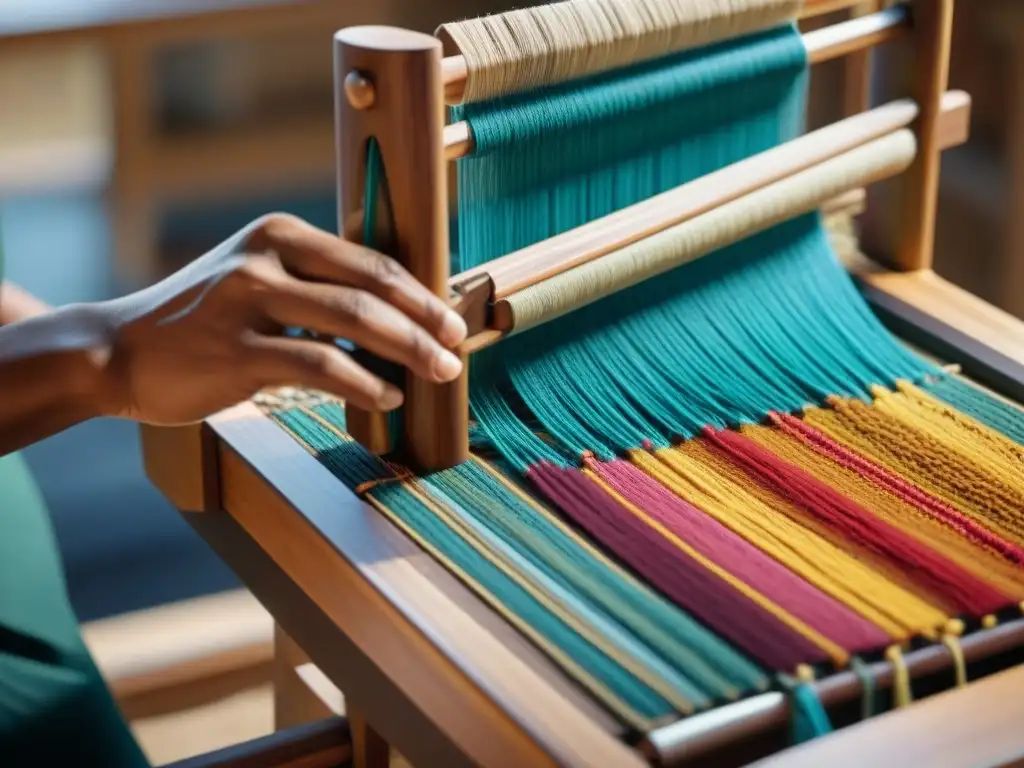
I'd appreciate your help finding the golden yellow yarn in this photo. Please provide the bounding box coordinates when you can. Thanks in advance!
[582,467,851,666]
[741,423,1024,599]
[629,446,949,639]
[805,398,1024,545]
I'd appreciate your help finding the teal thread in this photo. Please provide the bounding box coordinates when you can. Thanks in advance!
[370,481,675,724]
[849,656,877,721]
[450,24,936,471]
[424,461,768,703]
[922,375,1024,445]
[778,675,833,744]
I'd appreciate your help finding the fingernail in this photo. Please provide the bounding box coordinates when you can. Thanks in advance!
[439,310,468,347]
[380,385,404,411]
[433,349,463,382]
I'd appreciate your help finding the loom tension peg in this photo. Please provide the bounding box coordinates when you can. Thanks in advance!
[344,70,376,110]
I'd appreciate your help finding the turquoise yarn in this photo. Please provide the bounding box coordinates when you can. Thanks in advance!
[424,461,768,703]
[451,23,937,471]
[369,480,677,722]
[778,676,834,744]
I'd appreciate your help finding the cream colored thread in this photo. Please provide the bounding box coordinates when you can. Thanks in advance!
[506,130,916,332]
[440,0,802,104]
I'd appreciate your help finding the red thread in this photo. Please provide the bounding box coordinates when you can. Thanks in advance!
[591,459,889,653]
[770,411,1024,564]
[528,462,830,670]
[702,426,1011,616]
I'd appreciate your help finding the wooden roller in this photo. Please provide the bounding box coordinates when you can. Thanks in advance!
[333,1,957,471]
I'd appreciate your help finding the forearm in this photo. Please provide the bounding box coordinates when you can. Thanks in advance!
[0,282,52,326]
[0,305,114,454]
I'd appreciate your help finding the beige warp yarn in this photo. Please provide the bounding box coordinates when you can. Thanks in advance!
[438,0,803,104]
[506,130,917,333]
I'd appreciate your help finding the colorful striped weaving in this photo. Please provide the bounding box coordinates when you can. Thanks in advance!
[268,17,1024,745]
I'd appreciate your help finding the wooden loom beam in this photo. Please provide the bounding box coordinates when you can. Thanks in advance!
[334,0,956,469]
[334,26,468,470]
[440,3,910,107]
[862,0,955,270]
[641,618,1024,765]
[440,4,912,161]
[451,89,971,354]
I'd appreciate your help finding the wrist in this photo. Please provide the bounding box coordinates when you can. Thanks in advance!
[0,301,118,416]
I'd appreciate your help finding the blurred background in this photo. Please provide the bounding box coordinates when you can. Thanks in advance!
[0,0,1020,763]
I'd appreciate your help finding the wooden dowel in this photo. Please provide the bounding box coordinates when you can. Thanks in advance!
[803,3,909,64]
[335,27,468,470]
[802,0,880,18]
[642,619,1024,767]
[441,5,908,108]
[453,92,966,300]
[452,90,969,354]
[442,5,911,160]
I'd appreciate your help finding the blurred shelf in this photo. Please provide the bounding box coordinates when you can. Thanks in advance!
[0,136,112,195]
[149,114,335,202]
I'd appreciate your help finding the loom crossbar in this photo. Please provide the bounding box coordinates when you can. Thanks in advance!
[452,90,969,353]
[441,4,910,161]
[440,4,909,113]
[336,0,954,470]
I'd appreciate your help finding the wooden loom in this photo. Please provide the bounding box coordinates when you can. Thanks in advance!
[141,1,1024,766]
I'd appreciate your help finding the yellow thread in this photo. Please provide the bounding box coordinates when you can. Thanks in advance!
[878,382,1024,487]
[884,645,913,709]
[742,424,1024,598]
[940,634,967,688]
[944,618,965,637]
[582,466,850,666]
[804,400,1024,545]
[632,445,946,639]
[468,455,746,700]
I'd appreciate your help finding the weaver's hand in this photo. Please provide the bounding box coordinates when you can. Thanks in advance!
[96,214,466,424]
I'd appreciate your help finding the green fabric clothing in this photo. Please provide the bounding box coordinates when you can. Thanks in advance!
[0,452,150,766]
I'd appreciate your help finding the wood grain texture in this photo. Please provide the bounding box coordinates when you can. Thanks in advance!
[350,709,391,768]
[748,665,1024,768]
[335,26,468,471]
[139,421,220,513]
[274,626,335,731]
[862,0,955,270]
[204,403,637,768]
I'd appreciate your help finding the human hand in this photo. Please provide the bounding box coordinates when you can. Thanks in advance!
[96,214,466,425]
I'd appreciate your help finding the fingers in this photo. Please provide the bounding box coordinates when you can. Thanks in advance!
[245,334,404,412]
[253,214,467,348]
[259,275,463,384]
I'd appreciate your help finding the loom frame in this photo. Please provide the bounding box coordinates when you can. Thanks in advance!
[141,0,1024,765]
[332,0,957,470]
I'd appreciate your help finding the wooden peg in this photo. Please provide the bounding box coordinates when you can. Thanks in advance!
[334,26,468,471]
[862,0,955,271]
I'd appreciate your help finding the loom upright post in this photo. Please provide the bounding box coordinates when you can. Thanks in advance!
[334,26,469,471]
[863,0,954,270]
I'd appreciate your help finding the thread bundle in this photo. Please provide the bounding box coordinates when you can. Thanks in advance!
[268,380,1024,733]
[267,5,1024,744]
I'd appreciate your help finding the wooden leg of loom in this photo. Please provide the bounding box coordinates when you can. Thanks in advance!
[272,624,334,731]
[842,1,880,117]
[349,708,391,768]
